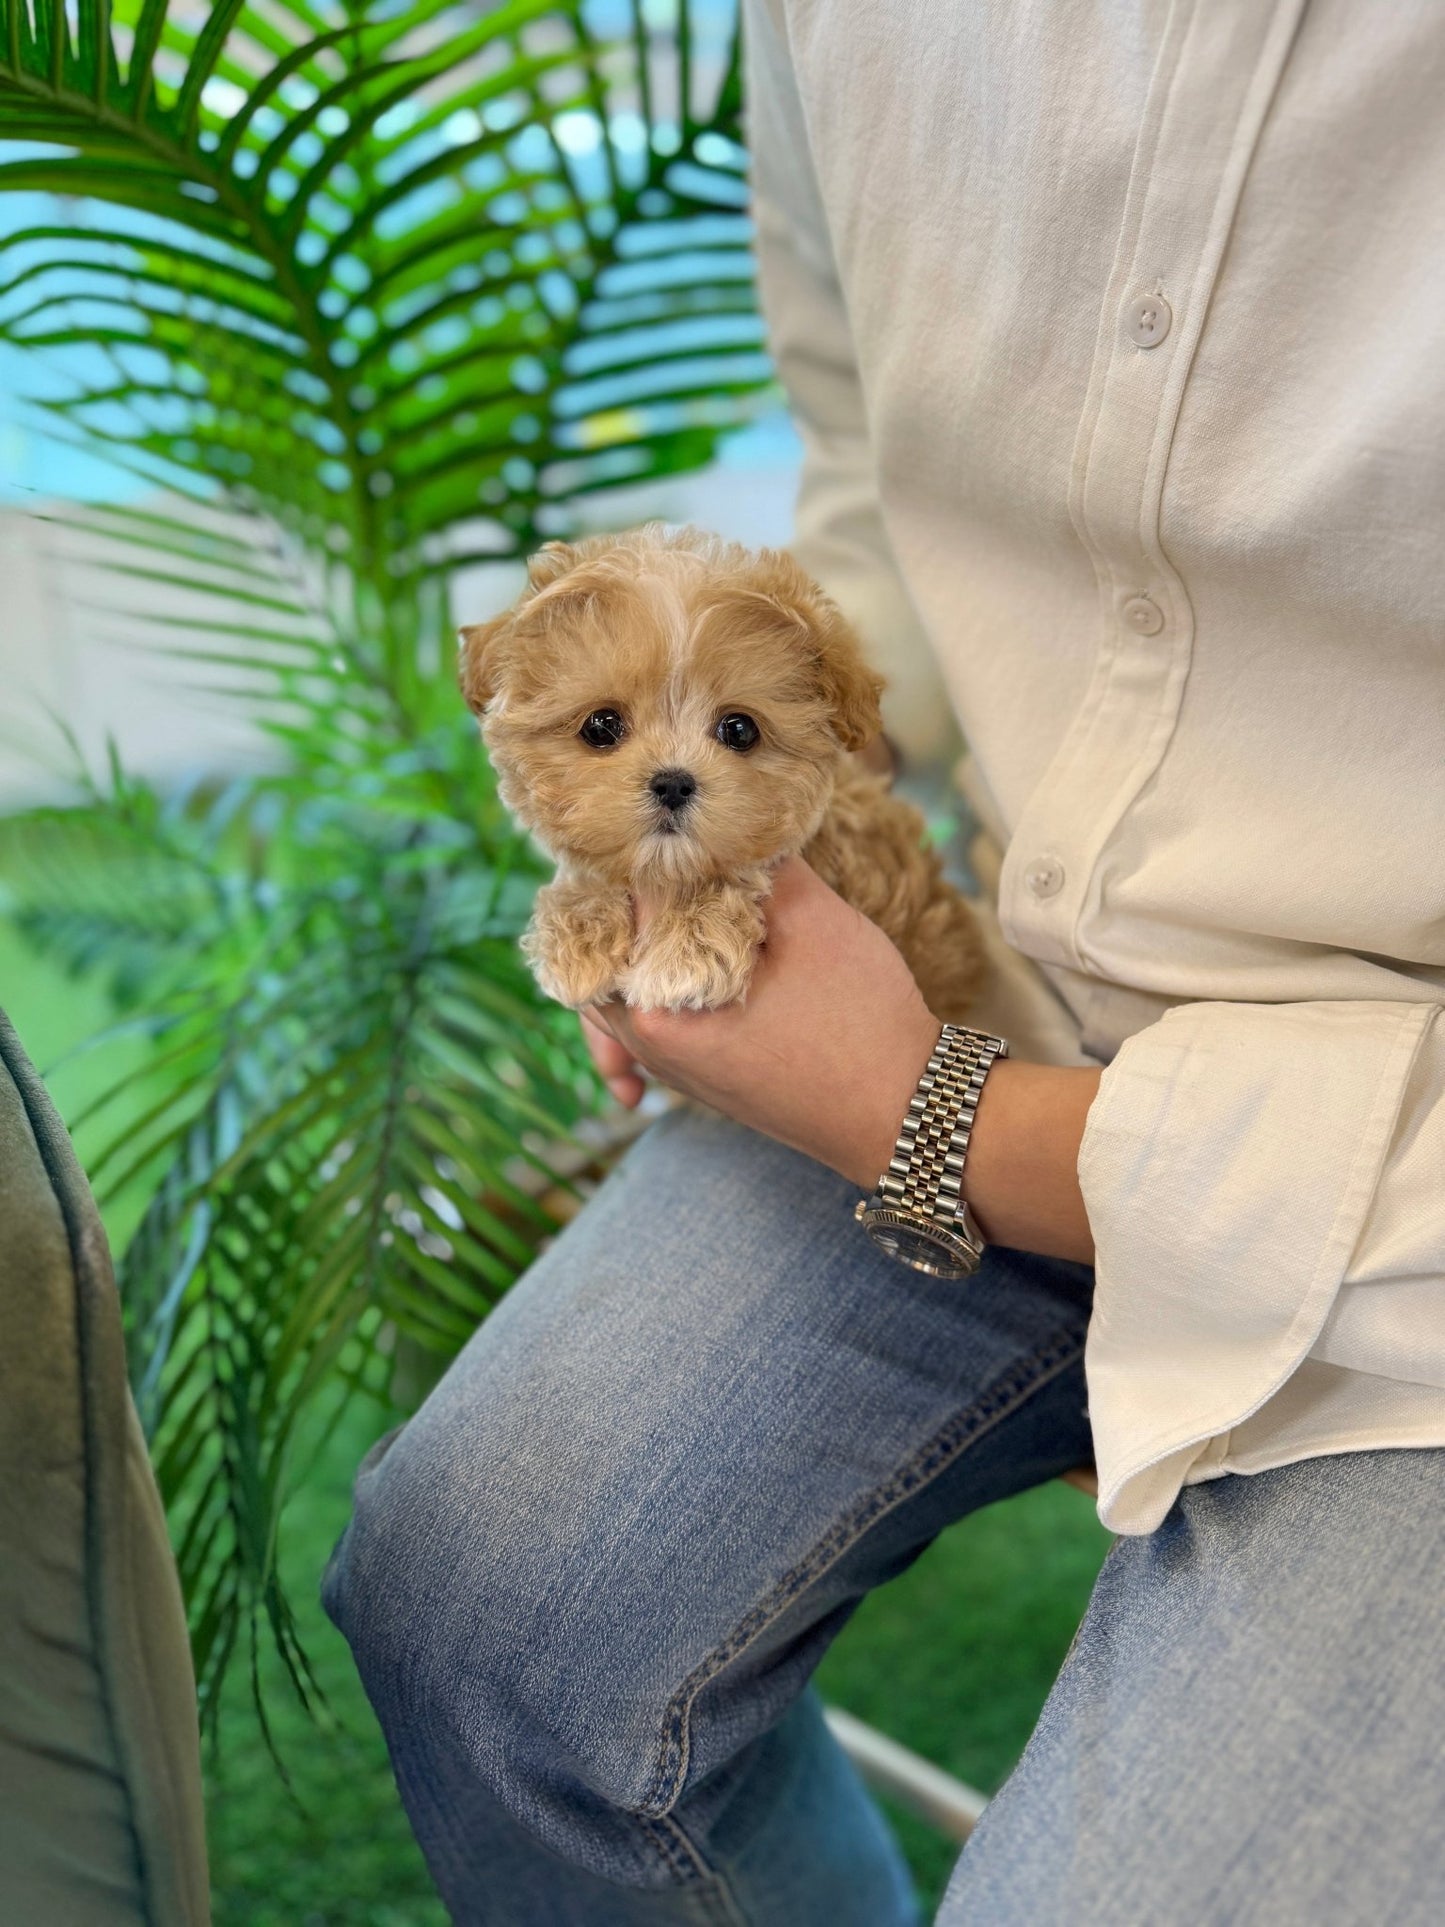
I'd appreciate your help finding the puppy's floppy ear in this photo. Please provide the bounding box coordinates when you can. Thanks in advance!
[814,620,885,751]
[755,548,885,752]
[457,613,511,716]
[458,542,591,713]
[526,540,579,591]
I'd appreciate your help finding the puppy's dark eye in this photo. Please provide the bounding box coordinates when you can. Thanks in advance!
[579,708,626,749]
[716,712,760,753]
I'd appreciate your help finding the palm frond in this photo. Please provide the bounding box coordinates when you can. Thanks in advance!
[1,0,770,580]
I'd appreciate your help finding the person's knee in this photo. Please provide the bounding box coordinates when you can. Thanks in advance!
[322,1402,698,1821]
[320,1422,412,1693]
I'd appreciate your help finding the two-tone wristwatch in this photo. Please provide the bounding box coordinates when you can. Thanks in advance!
[854,1025,1010,1280]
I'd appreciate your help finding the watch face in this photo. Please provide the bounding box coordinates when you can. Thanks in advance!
[856,1206,980,1279]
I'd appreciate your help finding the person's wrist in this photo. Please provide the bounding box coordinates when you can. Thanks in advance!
[833,1006,942,1192]
[960,1059,1101,1263]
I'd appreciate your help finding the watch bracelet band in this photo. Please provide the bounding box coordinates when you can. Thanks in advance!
[875,1025,1009,1239]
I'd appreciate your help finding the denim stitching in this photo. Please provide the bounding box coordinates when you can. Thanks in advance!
[634,1327,1087,1819]
[640,1817,749,1925]
[639,1815,697,1881]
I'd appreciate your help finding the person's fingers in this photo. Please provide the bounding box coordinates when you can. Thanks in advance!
[606,1068,647,1108]
[579,1007,647,1109]
[770,852,815,890]
[763,852,829,919]
[745,857,835,975]
[585,999,646,1052]
[580,1006,630,1069]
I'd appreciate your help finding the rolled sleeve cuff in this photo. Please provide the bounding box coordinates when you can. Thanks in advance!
[1078,999,1434,1534]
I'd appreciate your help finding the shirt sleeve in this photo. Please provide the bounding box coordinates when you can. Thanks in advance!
[1078,998,1443,1533]
[742,0,959,774]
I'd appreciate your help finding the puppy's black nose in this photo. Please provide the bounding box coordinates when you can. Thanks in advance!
[649,767,697,813]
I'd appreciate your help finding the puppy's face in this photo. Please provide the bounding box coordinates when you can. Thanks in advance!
[459,529,883,888]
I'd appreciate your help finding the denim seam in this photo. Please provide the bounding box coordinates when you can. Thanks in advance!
[640,1817,749,1925]
[639,1814,705,1883]
[634,1326,1087,1820]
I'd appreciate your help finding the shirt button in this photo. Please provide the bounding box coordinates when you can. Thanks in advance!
[1125,292,1172,348]
[1024,856,1065,900]
[1121,593,1165,636]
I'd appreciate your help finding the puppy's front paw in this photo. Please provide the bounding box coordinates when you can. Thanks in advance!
[622,935,754,1011]
[524,886,632,1008]
[622,895,762,1011]
[530,946,623,1010]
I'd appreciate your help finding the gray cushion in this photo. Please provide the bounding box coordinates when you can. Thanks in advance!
[0,1009,209,1924]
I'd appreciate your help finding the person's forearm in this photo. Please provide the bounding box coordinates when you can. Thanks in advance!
[960,1061,1100,1264]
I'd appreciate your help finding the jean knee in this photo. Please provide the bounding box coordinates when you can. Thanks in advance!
[321,1422,422,1712]
[322,1407,695,1824]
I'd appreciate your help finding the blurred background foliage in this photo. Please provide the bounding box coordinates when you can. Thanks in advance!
[0,3,1110,1918]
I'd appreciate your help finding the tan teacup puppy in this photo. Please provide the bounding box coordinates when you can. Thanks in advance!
[459,525,984,1019]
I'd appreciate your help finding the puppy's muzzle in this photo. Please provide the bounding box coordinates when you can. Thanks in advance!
[648,768,697,821]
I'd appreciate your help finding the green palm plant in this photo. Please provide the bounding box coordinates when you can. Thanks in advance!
[0,0,769,1728]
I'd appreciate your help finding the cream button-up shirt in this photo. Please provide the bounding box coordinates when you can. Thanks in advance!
[743,0,1445,1532]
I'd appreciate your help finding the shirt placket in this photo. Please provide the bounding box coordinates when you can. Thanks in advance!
[998,0,1308,981]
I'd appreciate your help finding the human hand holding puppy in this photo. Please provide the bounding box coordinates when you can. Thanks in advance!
[583,856,1100,1266]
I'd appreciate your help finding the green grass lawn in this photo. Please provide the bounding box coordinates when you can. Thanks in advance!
[2,922,1111,1923]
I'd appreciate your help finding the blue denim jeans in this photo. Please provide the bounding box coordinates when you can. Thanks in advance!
[324,1107,1445,1924]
